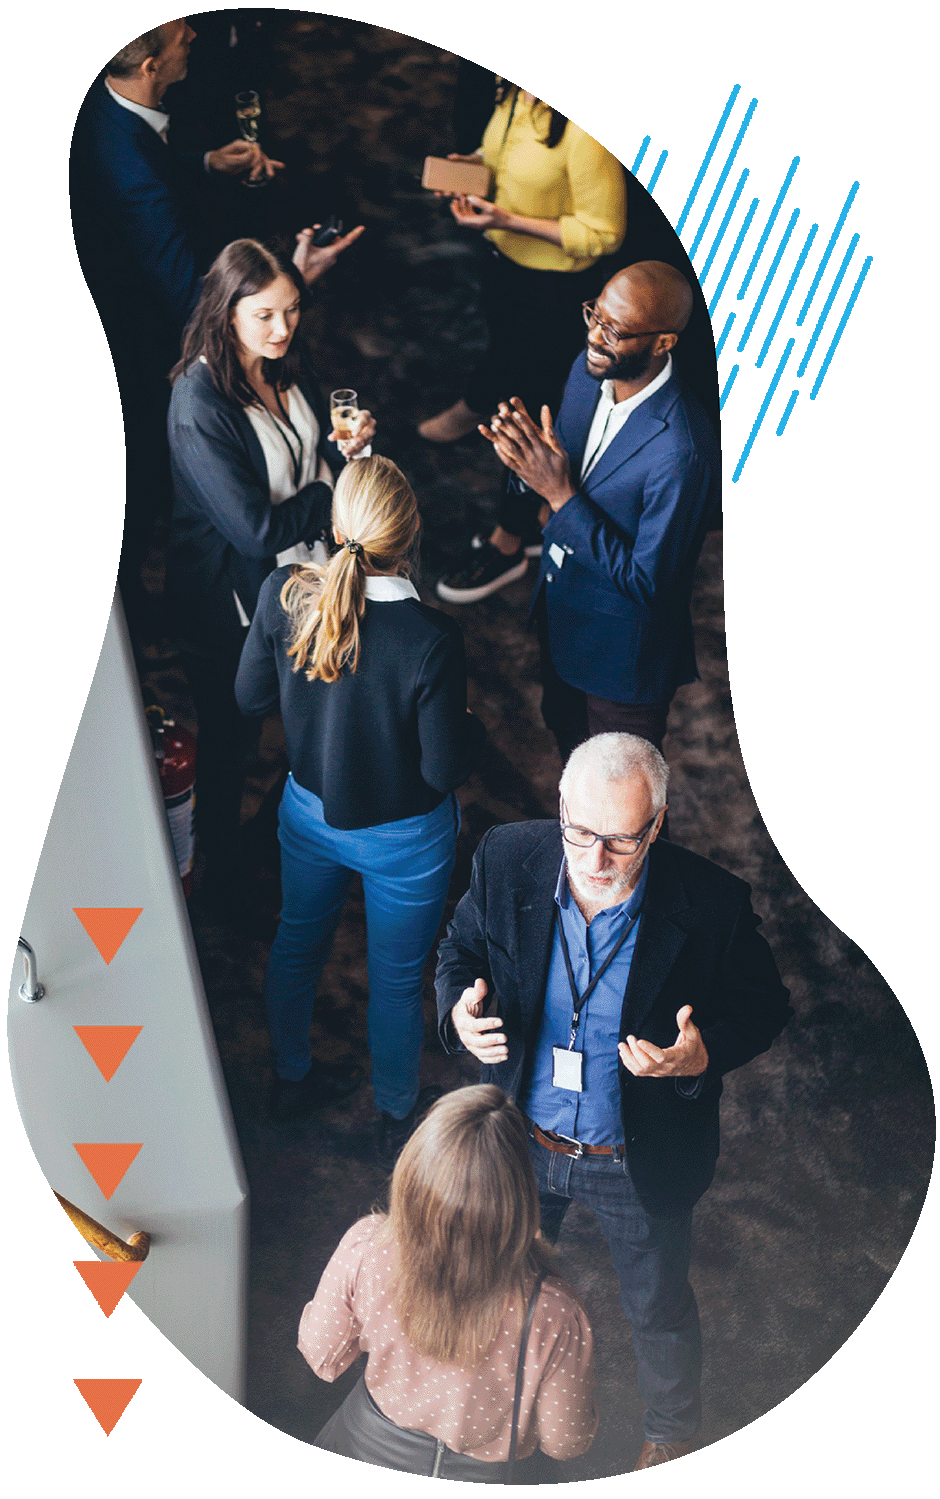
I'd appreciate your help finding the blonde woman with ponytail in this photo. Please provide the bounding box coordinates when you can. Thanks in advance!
[236,457,485,1156]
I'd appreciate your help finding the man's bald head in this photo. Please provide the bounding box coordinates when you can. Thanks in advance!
[584,261,694,386]
[605,262,693,334]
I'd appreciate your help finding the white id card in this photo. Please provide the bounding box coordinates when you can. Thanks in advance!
[552,1046,583,1091]
[548,542,566,568]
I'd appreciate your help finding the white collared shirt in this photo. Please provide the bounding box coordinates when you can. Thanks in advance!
[580,354,673,480]
[105,80,170,141]
[363,576,419,602]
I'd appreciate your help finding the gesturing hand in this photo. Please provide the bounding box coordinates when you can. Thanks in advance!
[292,223,366,287]
[478,398,576,511]
[618,1006,709,1078]
[207,140,285,179]
[450,979,509,1065]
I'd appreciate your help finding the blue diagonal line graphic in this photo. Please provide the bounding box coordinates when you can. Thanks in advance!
[689,97,758,259]
[708,198,759,315]
[797,181,858,325]
[676,84,741,234]
[632,136,651,175]
[719,365,740,409]
[699,169,748,284]
[756,222,818,369]
[777,390,799,434]
[810,256,872,400]
[714,312,735,360]
[797,234,859,376]
[732,338,795,482]
[737,156,799,299]
[648,151,668,194]
[737,208,799,352]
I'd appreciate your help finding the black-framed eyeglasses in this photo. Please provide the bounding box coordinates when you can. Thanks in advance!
[560,806,659,856]
[581,300,673,348]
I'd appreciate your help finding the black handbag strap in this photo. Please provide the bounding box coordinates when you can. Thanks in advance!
[505,1270,546,1481]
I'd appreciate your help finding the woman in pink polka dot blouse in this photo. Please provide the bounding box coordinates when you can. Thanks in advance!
[299,1085,597,1480]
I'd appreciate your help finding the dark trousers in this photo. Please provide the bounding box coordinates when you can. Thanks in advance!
[464,250,606,540]
[181,637,264,885]
[537,606,670,763]
[529,1135,702,1443]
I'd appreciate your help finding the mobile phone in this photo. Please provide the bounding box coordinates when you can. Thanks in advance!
[422,156,492,198]
[312,217,343,247]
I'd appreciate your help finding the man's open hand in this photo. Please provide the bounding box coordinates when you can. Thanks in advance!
[450,979,509,1065]
[618,1006,708,1078]
[292,223,366,287]
[478,397,575,511]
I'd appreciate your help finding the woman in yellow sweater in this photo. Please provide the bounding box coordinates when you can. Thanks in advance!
[422,82,626,603]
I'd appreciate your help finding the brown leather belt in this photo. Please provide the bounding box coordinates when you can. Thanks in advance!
[527,1118,624,1158]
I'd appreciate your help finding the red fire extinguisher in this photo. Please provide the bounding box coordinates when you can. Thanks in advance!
[146,705,197,898]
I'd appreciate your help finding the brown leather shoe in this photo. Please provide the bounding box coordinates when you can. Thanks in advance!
[633,1438,697,1470]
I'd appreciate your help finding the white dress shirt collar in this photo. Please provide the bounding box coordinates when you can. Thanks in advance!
[105,80,170,141]
[364,576,420,602]
[581,354,673,480]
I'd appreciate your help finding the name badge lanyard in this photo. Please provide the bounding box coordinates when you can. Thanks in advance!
[555,905,641,1052]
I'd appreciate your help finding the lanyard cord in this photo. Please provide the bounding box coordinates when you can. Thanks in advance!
[271,386,305,491]
[555,904,641,1049]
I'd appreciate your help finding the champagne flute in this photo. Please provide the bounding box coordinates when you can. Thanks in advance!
[234,90,265,188]
[330,390,360,442]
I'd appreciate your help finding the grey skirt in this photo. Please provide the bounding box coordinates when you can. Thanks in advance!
[315,1375,524,1483]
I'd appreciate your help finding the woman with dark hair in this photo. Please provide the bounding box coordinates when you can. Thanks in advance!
[421,81,626,604]
[301,1086,597,1480]
[234,456,484,1147]
[166,237,374,932]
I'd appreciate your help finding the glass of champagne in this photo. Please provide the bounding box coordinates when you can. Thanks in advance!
[330,390,360,443]
[234,91,265,188]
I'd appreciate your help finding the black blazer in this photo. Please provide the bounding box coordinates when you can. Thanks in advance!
[235,569,485,829]
[166,352,341,654]
[435,822,792,1215]
[70,78,204,374]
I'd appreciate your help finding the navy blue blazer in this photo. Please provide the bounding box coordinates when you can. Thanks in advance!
[530,356,720,705]
[166,350,341,655]
[435,822,792,1216]
[70,78,204,369]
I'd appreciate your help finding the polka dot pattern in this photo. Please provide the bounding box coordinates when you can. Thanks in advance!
[297,1216,598,1461]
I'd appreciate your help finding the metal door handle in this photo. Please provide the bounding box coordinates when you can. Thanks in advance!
[16,937,45,1002]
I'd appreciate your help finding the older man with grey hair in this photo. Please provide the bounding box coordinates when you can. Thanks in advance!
[436,733,791,1470]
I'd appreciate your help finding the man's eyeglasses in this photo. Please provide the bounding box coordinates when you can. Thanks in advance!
[582,301,673,348]
[560,808,659,856]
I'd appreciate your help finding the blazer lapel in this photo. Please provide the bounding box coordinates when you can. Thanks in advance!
[583,378,680,492]
[515,827,564,1036]
[620,842,692,1038]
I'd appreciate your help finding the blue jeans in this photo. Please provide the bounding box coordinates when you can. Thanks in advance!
[529,1133,702,1443]
[265,776,458,1116]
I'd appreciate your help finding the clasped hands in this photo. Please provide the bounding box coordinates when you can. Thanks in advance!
[478,397,576,513]
[452,981,708,1079]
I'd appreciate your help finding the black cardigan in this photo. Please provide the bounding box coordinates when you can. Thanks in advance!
[166,348,341,654]
[235,569,486,829]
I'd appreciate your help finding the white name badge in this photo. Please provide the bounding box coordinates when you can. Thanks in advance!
[552,1046,583,1091]
[548,542,566,568]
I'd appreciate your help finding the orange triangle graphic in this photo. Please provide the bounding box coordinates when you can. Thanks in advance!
[74,1026,143,1081]
[72,908,143,965]
[74,1379,141,1435]
[74,1260,142,1317]
[73,1143,143,1200]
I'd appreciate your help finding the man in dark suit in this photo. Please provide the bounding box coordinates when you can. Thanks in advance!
[481,262,719,761]
[435,733,791,1469]
[70,17,362,635]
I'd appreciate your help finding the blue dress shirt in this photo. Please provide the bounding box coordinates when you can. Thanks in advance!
[520,856,649,1145]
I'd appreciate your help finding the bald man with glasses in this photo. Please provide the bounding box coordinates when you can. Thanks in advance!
[435,733,791,1470]
[480,261,720,763]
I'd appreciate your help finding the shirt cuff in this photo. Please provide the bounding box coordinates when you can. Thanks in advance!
[675,1073,706,1099]
[203,151,212,173]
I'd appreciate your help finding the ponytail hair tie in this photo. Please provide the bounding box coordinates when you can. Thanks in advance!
[344,539,363,557]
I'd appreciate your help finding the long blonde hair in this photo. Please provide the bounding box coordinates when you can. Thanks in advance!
[379,1086,555,1367]
[280,455,420,683]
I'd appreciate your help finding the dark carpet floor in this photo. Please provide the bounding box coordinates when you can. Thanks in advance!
[135,12,933,1482]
